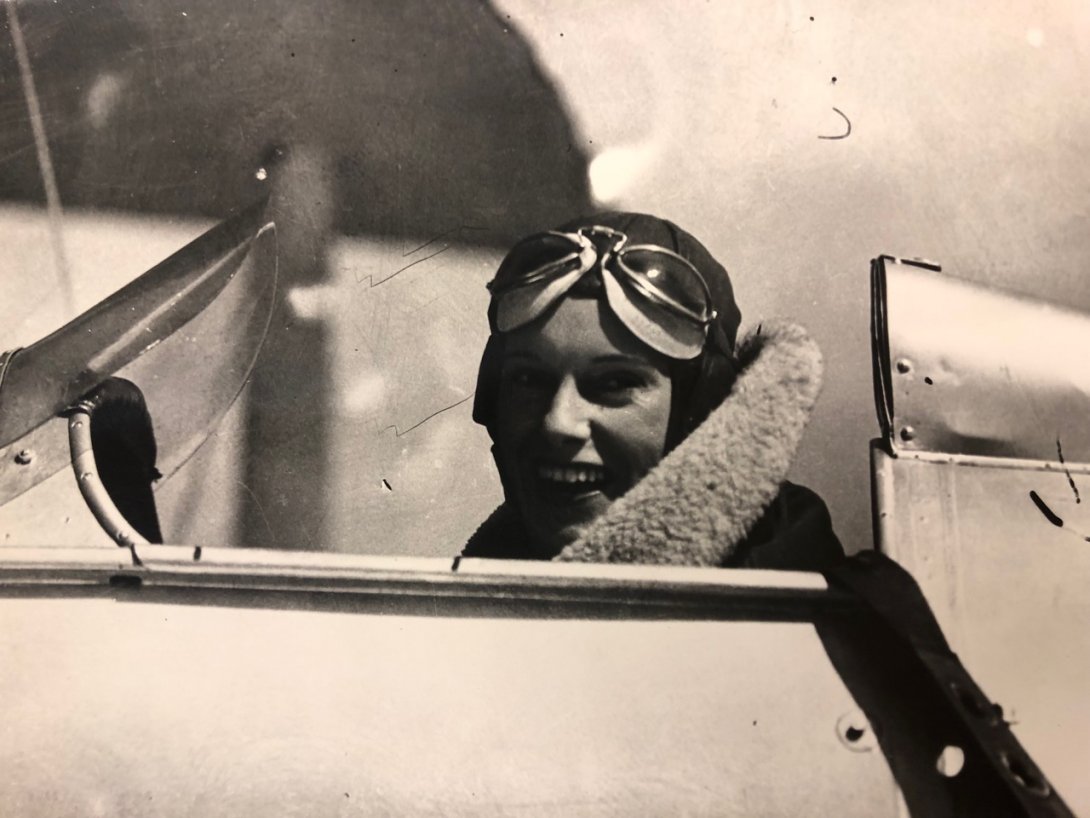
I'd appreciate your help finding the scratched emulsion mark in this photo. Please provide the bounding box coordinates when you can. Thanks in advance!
[1028,490,1090,542]
[6,0,74,314]
[1055,437,1081,503]
[383,393,475,438]
[358,245,450,287]
[818,107,852,140]
[356,225,486,287]
[403,225,486,257]
[1029,491,1064,527]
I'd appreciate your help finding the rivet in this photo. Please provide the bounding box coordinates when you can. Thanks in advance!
[900,426,916,442]
[14,449,34,465]
[836,709,877,752]
[895,359,912,374]
[949,680,1003,726]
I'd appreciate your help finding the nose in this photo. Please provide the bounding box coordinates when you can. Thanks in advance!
[542,376,592,441]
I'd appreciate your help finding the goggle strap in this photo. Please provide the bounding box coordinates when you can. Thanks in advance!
[709,319,733,357]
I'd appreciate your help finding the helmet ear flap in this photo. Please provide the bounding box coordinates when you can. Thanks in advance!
[472,333,506,438]
[666,345,738,450]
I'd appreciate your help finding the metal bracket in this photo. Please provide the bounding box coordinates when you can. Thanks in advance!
[821,552,1074,817]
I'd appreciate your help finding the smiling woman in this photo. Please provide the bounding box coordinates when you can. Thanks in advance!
[495,297,674,553]
[464,212,844,569]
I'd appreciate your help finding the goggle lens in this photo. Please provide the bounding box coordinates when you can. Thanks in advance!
[617,248,711,322]
[491,233,584,292]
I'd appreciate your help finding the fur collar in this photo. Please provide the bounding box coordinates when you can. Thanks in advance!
[463,321,824,565]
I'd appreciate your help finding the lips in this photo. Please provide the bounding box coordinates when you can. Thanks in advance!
[530,461,613,509]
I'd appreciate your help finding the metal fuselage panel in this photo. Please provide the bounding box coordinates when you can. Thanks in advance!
[872,445,1090,815]
[0,555,898,817]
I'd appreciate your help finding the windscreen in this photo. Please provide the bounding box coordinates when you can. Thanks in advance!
[0,0,592,555]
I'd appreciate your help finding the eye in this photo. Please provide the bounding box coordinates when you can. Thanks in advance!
[501,366,553,392]
[585,369,648,401]
[601,372,643,391]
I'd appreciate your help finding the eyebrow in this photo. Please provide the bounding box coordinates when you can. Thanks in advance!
[502,351,657,369]
[503,351,539,362]
[590,354,656,368]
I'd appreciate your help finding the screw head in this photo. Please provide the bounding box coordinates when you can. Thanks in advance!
[14,449,33,465]
[900,426,917,442]
[896,359,912,374]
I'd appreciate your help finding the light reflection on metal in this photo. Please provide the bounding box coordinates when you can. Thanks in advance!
[872,255,1090,464]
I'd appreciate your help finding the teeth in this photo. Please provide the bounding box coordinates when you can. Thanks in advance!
[538,465,606,485]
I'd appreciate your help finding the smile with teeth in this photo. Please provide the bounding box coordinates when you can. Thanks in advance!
[537,464,608,486]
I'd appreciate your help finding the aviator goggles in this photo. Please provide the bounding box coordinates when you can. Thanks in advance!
[486,226,718,360]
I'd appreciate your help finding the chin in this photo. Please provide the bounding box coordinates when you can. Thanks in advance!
[505,469,615,558]
[524,514,597,559]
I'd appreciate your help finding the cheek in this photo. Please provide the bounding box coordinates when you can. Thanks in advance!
[493,393,545,462]
[598,391,672,473]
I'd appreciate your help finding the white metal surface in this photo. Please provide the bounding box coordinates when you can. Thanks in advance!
[0,550,897,817]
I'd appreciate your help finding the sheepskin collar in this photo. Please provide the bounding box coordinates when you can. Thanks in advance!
[462,321,824,565]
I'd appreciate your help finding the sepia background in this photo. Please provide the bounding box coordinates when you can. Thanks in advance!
[3,0,1088,556]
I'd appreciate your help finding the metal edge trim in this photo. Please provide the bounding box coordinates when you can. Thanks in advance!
[891,448,1090,473]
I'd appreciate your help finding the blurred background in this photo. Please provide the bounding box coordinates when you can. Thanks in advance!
[2,0,1088,556]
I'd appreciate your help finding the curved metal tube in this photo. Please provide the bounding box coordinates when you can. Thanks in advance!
[67,404,149,549]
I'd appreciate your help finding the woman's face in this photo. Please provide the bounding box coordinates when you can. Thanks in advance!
[494,296,673,557]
